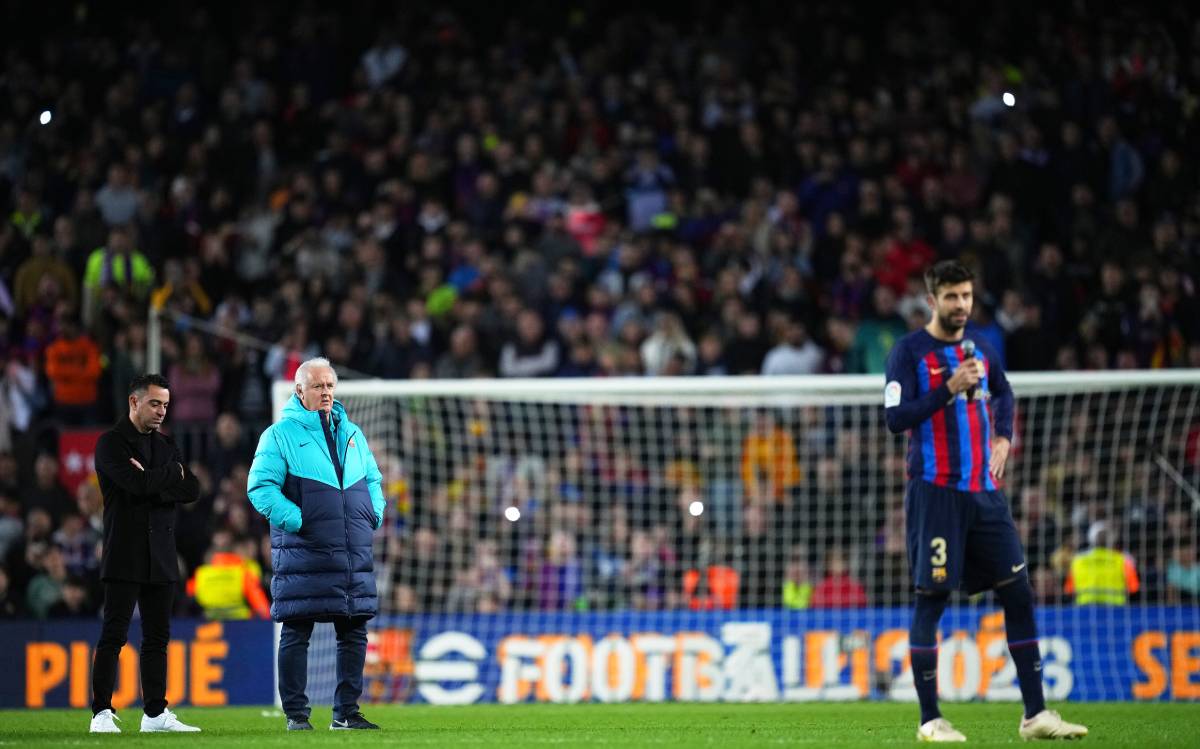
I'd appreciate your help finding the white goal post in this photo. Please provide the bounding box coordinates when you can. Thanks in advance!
[271,370,1200,705]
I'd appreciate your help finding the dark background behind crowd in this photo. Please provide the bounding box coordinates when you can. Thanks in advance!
[0,0,1198,620]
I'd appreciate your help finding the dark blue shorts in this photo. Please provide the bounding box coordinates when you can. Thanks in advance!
[905,478,1026,594]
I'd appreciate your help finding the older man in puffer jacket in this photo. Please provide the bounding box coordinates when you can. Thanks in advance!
[247,357,385,732]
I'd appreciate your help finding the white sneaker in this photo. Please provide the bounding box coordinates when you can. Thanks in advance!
[140,708,201,732]
[90,709,121,733]
[918,717,967,742]
[1019,710,1088,740]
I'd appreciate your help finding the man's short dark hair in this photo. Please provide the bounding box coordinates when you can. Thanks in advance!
[924,260,975,296]
[129,373,170,396]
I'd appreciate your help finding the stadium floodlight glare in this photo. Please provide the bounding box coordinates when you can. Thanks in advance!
[1002,92,1015,107]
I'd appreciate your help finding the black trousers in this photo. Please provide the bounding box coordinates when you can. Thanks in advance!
[278,617,368,721]
[91,581,174,717]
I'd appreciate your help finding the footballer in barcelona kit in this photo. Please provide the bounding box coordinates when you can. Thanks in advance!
[884,260,1086,743]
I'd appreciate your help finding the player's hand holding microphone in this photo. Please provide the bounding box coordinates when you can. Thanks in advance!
[946,341,983,398]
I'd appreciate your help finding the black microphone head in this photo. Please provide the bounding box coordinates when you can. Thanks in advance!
[961,339,976,357]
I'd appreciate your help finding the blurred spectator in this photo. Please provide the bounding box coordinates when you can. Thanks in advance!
[8,187,45,241]
[151,258,214,321]
[500,309,560,378]
[1097,117,1145,202]
[209,413,252,484]
[876,207,935,295]
[94,164,142,227]
[435,326,487,379]
[43,315,103,424]
[1166,539,1200,604]
[392,528,447,612]
[1016,486,1061,572]
[1065,522,1140,605]
[848,285,907,374]
[74,480,104,544]
[52,512,99,580]
[734,503,781,608]
[624,530,668,610]
[81,226,154,327]
[585,507,631,610]
[811,547,867,609]
[739,410,800,505]
[26,545,69,618]
[0,354,37,451]
[1005,297,1055,371]
[106,323,147,419]
[870,498,911,605]
[625,147,675,232]
[361,29,407,89]
[445,538,512,613]
[781,547,814,610]
[47,576,96,618]
[263,320,319,383]
[186,541,271,620]
[8,507,54,592]
[26,453,75,521]
[534,529,585,611]
[683,563,740,611]
[761,318,824,376]
[1031,567,1061,605]
[13,232,78,315]
[640,312,697,376]
[695,331,728,376]
[0,493,22,560]
[370,315,430,379]
[724,311,771,375]
[0,453,21,497]
[0,565,23,618]
[168,332,221,430]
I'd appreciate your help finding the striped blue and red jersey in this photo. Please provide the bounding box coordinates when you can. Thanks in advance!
[883,329,1014,491]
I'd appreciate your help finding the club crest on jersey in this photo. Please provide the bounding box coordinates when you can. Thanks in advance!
[932,567,947,582]
[348,438,356,448]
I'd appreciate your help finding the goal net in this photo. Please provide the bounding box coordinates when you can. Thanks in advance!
[273,372,1200,706]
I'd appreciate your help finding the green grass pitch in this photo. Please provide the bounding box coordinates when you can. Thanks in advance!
[1,703,1194,747]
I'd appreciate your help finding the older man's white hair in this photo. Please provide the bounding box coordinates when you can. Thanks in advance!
[295,357,339,388]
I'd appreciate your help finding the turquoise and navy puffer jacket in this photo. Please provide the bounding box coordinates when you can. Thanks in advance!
[247,395,385,622]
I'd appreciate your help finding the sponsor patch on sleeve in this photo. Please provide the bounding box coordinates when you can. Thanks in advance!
[884,380,902,408]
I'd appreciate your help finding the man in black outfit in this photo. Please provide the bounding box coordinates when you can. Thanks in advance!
[88,374,202,734]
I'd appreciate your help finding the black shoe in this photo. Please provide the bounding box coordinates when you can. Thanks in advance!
[286,717,313,731]
[330,713,379,730]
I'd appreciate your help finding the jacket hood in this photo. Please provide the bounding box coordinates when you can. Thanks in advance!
[281,393,346,431]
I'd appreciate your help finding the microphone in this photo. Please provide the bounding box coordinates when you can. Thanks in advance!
[961,339,977,400]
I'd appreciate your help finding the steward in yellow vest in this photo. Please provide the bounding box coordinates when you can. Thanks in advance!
[186,551,271,619]
[1064,525,1139,605]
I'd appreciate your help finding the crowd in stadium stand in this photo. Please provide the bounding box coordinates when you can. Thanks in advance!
[1,1,1199,620]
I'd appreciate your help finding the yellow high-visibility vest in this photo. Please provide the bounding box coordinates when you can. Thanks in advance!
[1070,548,1131,605]
[782,581,813,609]
[193,564,251,619]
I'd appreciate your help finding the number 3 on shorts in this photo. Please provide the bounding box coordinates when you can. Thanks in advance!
[930,537,947,566]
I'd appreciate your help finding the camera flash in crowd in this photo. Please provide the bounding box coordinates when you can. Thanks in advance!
[504,506,521,522]
[1002,92,1015,107]
[39,110,52,125]
[688,501,704,517]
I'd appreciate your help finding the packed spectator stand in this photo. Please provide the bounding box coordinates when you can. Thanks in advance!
[1,1,1198,620]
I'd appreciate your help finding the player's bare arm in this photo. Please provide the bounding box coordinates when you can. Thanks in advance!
[989,437,1011,480]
